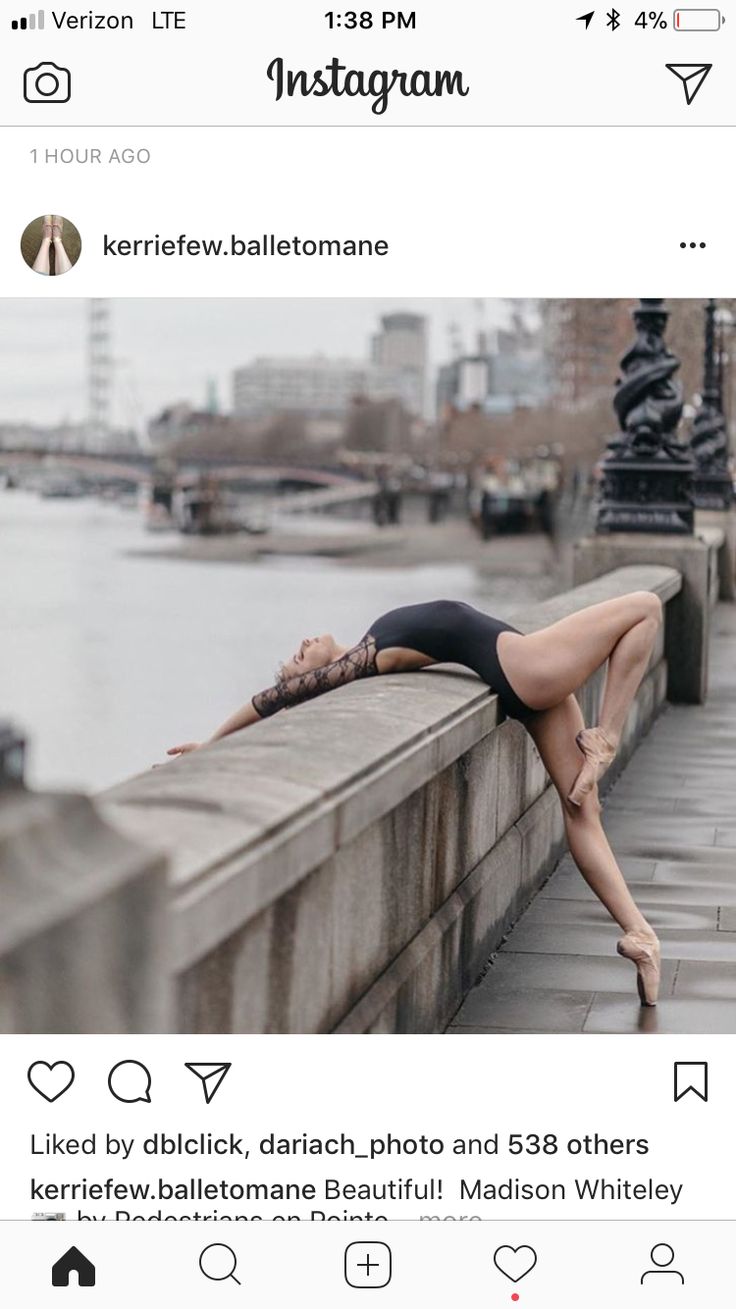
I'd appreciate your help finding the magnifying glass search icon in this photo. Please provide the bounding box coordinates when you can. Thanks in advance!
[199,1243,241,1285]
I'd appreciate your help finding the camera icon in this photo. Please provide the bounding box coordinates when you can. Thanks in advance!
[23,61,71,103]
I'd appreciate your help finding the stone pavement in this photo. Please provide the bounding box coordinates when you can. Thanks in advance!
[449,602,736,1035]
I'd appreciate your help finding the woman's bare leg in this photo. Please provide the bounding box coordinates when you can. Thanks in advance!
[499,590,662,725]
[32,216,53,274]
[52,217,72,274]
[527,696,652,934]
[499,590,662,803]
[527,696,661,1004]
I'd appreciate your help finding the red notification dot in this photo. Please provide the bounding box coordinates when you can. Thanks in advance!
[511,1296,520,1302]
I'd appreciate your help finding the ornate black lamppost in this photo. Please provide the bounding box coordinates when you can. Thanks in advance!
[689,299,734,511]
[596,299,695,534]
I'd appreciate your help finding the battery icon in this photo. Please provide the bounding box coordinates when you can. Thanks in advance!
[674,8,724,28]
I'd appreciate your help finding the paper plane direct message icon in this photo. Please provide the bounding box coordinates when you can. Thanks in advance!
[666,63,713,105]
[185,1062,232,1104]
[674,1061,708,1102]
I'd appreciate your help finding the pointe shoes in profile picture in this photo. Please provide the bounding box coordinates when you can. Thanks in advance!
[21,214,81,277]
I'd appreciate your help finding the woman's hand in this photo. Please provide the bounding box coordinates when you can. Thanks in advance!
[163,696,260,766]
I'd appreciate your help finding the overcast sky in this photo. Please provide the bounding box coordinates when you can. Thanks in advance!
[0,298,517,428]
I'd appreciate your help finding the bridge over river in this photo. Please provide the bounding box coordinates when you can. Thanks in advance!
[0,447,370,490]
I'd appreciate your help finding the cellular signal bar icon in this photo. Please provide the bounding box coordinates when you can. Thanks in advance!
[11,8,45,29]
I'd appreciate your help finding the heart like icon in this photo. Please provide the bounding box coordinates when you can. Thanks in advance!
[493,1245,538,1283]
[27,1061,75,1102]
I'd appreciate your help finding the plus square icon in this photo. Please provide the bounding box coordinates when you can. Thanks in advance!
[344,1242,392,1289]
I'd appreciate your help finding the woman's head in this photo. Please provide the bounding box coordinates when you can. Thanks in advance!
[278,633,341,682]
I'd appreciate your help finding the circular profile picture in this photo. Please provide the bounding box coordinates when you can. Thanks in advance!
[20,214,82,277]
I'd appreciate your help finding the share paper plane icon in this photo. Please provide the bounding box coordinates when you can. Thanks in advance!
[185,1062,232,1104]
[666,63,713,105]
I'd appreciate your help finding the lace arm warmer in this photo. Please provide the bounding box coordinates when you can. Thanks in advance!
[251,635,379,720]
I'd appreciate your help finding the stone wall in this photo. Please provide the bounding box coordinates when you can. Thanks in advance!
[0,791,170,1033]
[4,562,702,1034]
[91,563,682,1035]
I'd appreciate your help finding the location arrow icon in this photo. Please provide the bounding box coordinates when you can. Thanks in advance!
[185,1062,232,1104]
[577,10,595,27]
[666,63,713,105]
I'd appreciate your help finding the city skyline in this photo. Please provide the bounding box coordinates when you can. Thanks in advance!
[0,298,521,429]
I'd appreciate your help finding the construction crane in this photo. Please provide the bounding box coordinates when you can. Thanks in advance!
[87,299,112,450]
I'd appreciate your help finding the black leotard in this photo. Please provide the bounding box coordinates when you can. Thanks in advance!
[252,599,534,723]
[251,599,531,727]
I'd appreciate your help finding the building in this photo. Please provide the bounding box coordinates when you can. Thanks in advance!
[0,421,137,453]
[436,315,550,417]
[371,312,427,415]
[541,299,632,406]
[232,355,420,420]
[147,403,235,451]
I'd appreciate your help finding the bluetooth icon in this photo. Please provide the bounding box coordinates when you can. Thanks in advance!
[607,7,621,27]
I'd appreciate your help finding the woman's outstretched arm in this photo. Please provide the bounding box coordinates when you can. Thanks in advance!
[167,700,261,757]
[167,635,379,758]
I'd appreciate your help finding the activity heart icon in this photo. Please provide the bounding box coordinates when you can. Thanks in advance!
[493,1245,538,1283]
[27,1061,75,1102]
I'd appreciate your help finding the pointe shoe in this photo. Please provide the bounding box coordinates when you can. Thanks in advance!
[617,930,661,1006]
[567,726,616,806]
[51,215,64,240]
[42,215,53,239]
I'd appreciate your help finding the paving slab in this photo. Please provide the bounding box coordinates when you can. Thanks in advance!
[539,856,656,898]
[715,828,736,847]
[583,994,736,1034]
[497,922,736,963]
[544,877,736,909]
[450,987,595,1034]
[652,858,736,885]
[673,960,736,999]
[602,814,720,848]
[449,602,736,1035]
[520,897,719,931]
[468,951,678,996]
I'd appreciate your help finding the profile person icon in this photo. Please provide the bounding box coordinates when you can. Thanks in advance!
[640,1243,684,1285]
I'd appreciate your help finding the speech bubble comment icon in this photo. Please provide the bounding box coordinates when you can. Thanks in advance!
[108,1060,152,1104]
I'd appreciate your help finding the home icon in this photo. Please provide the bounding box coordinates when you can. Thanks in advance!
[51,1246,96,1287]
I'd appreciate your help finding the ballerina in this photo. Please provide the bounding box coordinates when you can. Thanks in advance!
[168,592,663,1006]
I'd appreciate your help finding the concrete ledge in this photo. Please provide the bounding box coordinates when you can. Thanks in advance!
[574,535,719,704]
[98,564,679,1034]
[1,563,684,1034]
[696,512,735,601]
[0,792,170,1033]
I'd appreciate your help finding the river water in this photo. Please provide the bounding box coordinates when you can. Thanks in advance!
[1,491,541,792]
